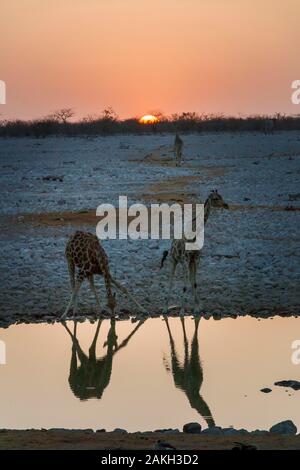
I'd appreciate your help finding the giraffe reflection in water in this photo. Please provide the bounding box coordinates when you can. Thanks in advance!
[63,319,145,400]
[163,317,215,427]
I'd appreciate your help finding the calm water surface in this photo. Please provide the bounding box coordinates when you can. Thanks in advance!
[0,316,299,431]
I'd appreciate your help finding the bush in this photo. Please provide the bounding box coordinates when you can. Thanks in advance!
[1,111,300,138]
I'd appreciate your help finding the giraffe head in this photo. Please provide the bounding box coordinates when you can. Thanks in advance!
[107,292,117,315]
[209,190,229,209]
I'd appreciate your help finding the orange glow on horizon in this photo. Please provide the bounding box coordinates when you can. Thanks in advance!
[1,0,299,119]
[139,114,159,124]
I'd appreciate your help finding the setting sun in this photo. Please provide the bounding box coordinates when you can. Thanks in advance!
[139,114,159,124]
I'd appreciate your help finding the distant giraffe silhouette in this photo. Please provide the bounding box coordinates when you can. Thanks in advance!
[262,119,275,135]
[163,317,215,428]
[174,133,183,166]
[63,318,146,400]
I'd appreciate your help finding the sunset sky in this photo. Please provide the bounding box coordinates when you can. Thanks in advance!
[1,0,299,120]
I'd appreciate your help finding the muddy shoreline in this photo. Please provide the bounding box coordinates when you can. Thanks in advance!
[1,429,300,450]
[1,306,299,330]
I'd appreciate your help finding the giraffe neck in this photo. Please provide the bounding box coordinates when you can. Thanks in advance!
[103,268,113,299]
[186,196,213,243]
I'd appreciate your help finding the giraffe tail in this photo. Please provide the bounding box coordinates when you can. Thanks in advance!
[160,250,169,269]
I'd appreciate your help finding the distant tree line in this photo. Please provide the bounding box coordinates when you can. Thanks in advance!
[1,108,300,137]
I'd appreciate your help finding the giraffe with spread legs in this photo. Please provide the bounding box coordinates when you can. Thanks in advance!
[61,231,146,318]
[160,190,229,315]
[174,133,183,166]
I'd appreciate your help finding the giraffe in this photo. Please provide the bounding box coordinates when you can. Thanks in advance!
[262,118,275,135]
[61,230,146,318]
[174,133,183,166]
[160,190,229,314]
[163,317,215,428]
[63,318,146,400]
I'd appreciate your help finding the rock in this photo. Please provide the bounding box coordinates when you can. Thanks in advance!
[113,428,128,434]
[183,422,202,434]
[232,442,259,451]
[153,440,177,450]
[201,426,223,435]
[42,175,64,182]
[166,429,180,434]
[251,430,269,436]
[154,428,180,434]
[221,428,239,435]
[96,429,106,433]
[274,380,300,391]
[269,420,297,435]
[222,428,249,435]
[260,387,272,393]
[48,428,83,433]
[212,313,222,320]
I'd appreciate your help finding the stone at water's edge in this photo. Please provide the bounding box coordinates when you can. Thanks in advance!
[154,428,180,434]
[260,387,272,393]
[221,428,249,435]
[251,430,269,435]
[48,428,94,433]
[274,380,300,391]
[183,422,202,434]
[269,420,297,435]
[201,426,223,435]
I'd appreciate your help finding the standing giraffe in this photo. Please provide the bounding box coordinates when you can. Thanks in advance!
[160,190,229,314]
[262,119,275,135]
[61,231,146,318]
[174,133,183,166]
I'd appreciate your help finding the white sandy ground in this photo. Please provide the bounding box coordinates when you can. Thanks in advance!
[0,132,299,322]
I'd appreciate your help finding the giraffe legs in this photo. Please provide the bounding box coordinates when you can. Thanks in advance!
[88,275,102,314]
[89,319,102,360]
[174,148,177,166]
[164,259,177,314]
[174,146,182,166]
[181,316,187,342]
[72,274,84,315]
[61,272,84,319]
[67,258,75,290]
[179,262,189,316]
[175,148,182,166]
[189,260,200,315]
[178,149,182,166]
